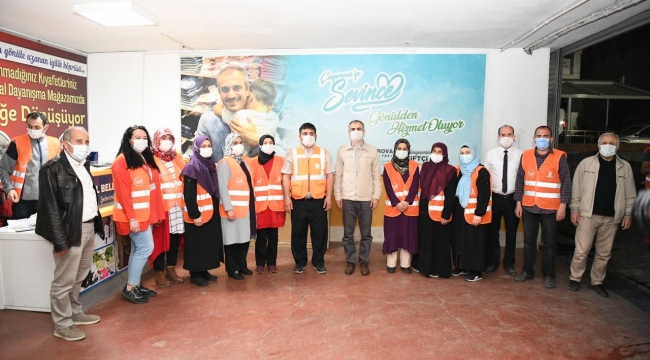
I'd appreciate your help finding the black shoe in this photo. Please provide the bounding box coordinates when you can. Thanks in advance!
[544,276,556,289]
[190,276,209,287]
[293,265,305,274]
[313,264,327,274]
[202,271,218,281]
[504,265,516,276]
[401,267,412,274]
[486,263,498,274]
[451,268,468,276]
[568,280,580,292]
[228,271,244,280]
[387,266,396,273]
[589,284,609,298]
[515,271,534,282]
[240,268,253,275]
[122,285,148,304]
[137,285,157,297]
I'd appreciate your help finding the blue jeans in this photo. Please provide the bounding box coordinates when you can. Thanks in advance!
[127,226,154,286]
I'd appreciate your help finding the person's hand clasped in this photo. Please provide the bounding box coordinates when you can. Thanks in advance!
[193,216,204,227]
[472,215,482,226]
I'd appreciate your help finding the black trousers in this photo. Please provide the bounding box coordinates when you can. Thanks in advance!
[256,228,279,266]
[153,233,182,271]
[291,198,327,267]
[225,242,250,274]
[488,194,520,267]
[12,199,38,220]
[522,209,558,278]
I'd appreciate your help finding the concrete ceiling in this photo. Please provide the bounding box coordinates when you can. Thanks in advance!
[1,0,649,54]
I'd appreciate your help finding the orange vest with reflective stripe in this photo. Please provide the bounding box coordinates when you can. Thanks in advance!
[154,156,185,212]
[645,147,650,189]
[218,157,251,218]
[182,181,214,223]
[10,134,59,198]
[384,161,419,217]
[456,165,492,224]
[427,190,451,222]
[112,155,154,223]
[252,156,285,213]
[521,149,565,210]
[289,145,327,200]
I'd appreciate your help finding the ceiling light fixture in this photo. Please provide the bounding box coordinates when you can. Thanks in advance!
[73,1,157,27]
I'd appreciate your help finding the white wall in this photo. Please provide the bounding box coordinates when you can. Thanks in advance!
[87,48,550,163]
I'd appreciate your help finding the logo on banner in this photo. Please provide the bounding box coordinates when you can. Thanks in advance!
[320,70,406,113]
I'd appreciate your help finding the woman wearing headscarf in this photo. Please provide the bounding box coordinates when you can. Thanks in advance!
[217,133,256,280]
[180,136,224,287]
[451,143,492,282]
[149,128,186,287]
[112,125,165,304]
[250,135,286,274]
[382,139,420,273]
[412,142,458,278]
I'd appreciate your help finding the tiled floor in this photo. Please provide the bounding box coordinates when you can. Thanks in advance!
[1,243,650,359]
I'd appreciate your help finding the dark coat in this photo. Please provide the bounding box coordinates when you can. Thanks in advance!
[35,152,104,252]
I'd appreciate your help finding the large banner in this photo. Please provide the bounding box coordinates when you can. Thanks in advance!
[0,31,87,155]
[180,54,485,164]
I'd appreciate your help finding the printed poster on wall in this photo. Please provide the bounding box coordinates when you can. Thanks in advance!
[180,54,485,164]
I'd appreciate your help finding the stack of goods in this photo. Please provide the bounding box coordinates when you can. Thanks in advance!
[199,56,262,80]
[180,76,204,109]
[181,57,202,74]
[260,57,288,82]
[191,85,220,114]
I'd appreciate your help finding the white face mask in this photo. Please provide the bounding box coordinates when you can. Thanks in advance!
[231,144,245,156]
[301,135,316,147]
[499,136,514,149]
[27,128,45,139]
[599,144,616,157]
[199,147,213,158]
[67,141,90,162]
[395,150,409,160]
[158,139,173,152]
[430,153,444,163]
[350,130,363,142]
[132,139,148,153]
[260,144,275,155]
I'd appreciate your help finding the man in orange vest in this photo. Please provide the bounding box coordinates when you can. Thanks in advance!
[0,111,61,219]
[642,147,650,189]
[514,125,571,289]
[282,122,334,274]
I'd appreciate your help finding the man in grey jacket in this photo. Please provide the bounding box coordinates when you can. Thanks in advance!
[568,133,636,297]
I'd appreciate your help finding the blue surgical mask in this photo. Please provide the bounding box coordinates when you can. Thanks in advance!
[535,138,550,150]
[459,154,474,165]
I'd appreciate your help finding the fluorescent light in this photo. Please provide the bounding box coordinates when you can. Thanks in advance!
[73,1,157,27]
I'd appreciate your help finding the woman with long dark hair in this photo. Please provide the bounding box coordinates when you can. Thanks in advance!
[112,125,165,304]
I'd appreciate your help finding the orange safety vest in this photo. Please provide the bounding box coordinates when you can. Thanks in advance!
[456,165,492,225]
[384,161,419,217]
[251,156,285,213]
[112,154,155,223]
[154,156,185,212]
[9,134,60,198]
[182,180,214,223]
[427,190,452,222]
[521,149,566,210]
[645,147,650,189]
[218,156,251,218]
[289,145,327,200]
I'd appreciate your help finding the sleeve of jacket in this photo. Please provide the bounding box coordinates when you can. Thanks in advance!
[333,147,343,201]
[570,160,585,213]
[474,168,491,216]
[623,161,637,218]
[217,161,233,212]
[0,141,18,191]
[38,165,69,251]
[371,148,381,200]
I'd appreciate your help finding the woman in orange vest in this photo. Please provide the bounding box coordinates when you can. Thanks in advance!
[112,125,165,304]
[217,133,255,280]
[180,136,224,287]
[252,135,286,274]
[149,128,186,287]
[451,143,492,282]
[412,142,457,278]
[382,139,420,274]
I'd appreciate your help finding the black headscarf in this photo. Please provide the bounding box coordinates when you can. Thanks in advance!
[391,138,411,175]
[257,134,276,165]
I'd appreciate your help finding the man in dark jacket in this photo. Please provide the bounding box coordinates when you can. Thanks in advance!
[36,126,104,341]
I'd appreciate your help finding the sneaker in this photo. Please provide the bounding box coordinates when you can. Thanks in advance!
[589,284,609,298]
[122,285,148,304]
[268,265,278,273]
[544,276,556,289]
[54,325,86,341]
[314,264,327,274]
[256,266,265,274]
[568,280,580,292]
[451,268,468,276]
[72,313,100,325]
[465,274,482,282]
[293,265,305,274]
[138,285,157,297]
[428,274,439,278]
[412,267,420,273]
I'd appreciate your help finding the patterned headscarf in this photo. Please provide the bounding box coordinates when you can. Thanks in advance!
[152,128,176,162]
[391,138,411,175]
[224,132,244,164]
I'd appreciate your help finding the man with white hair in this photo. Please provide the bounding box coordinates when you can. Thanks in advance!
[568,132,636,297]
